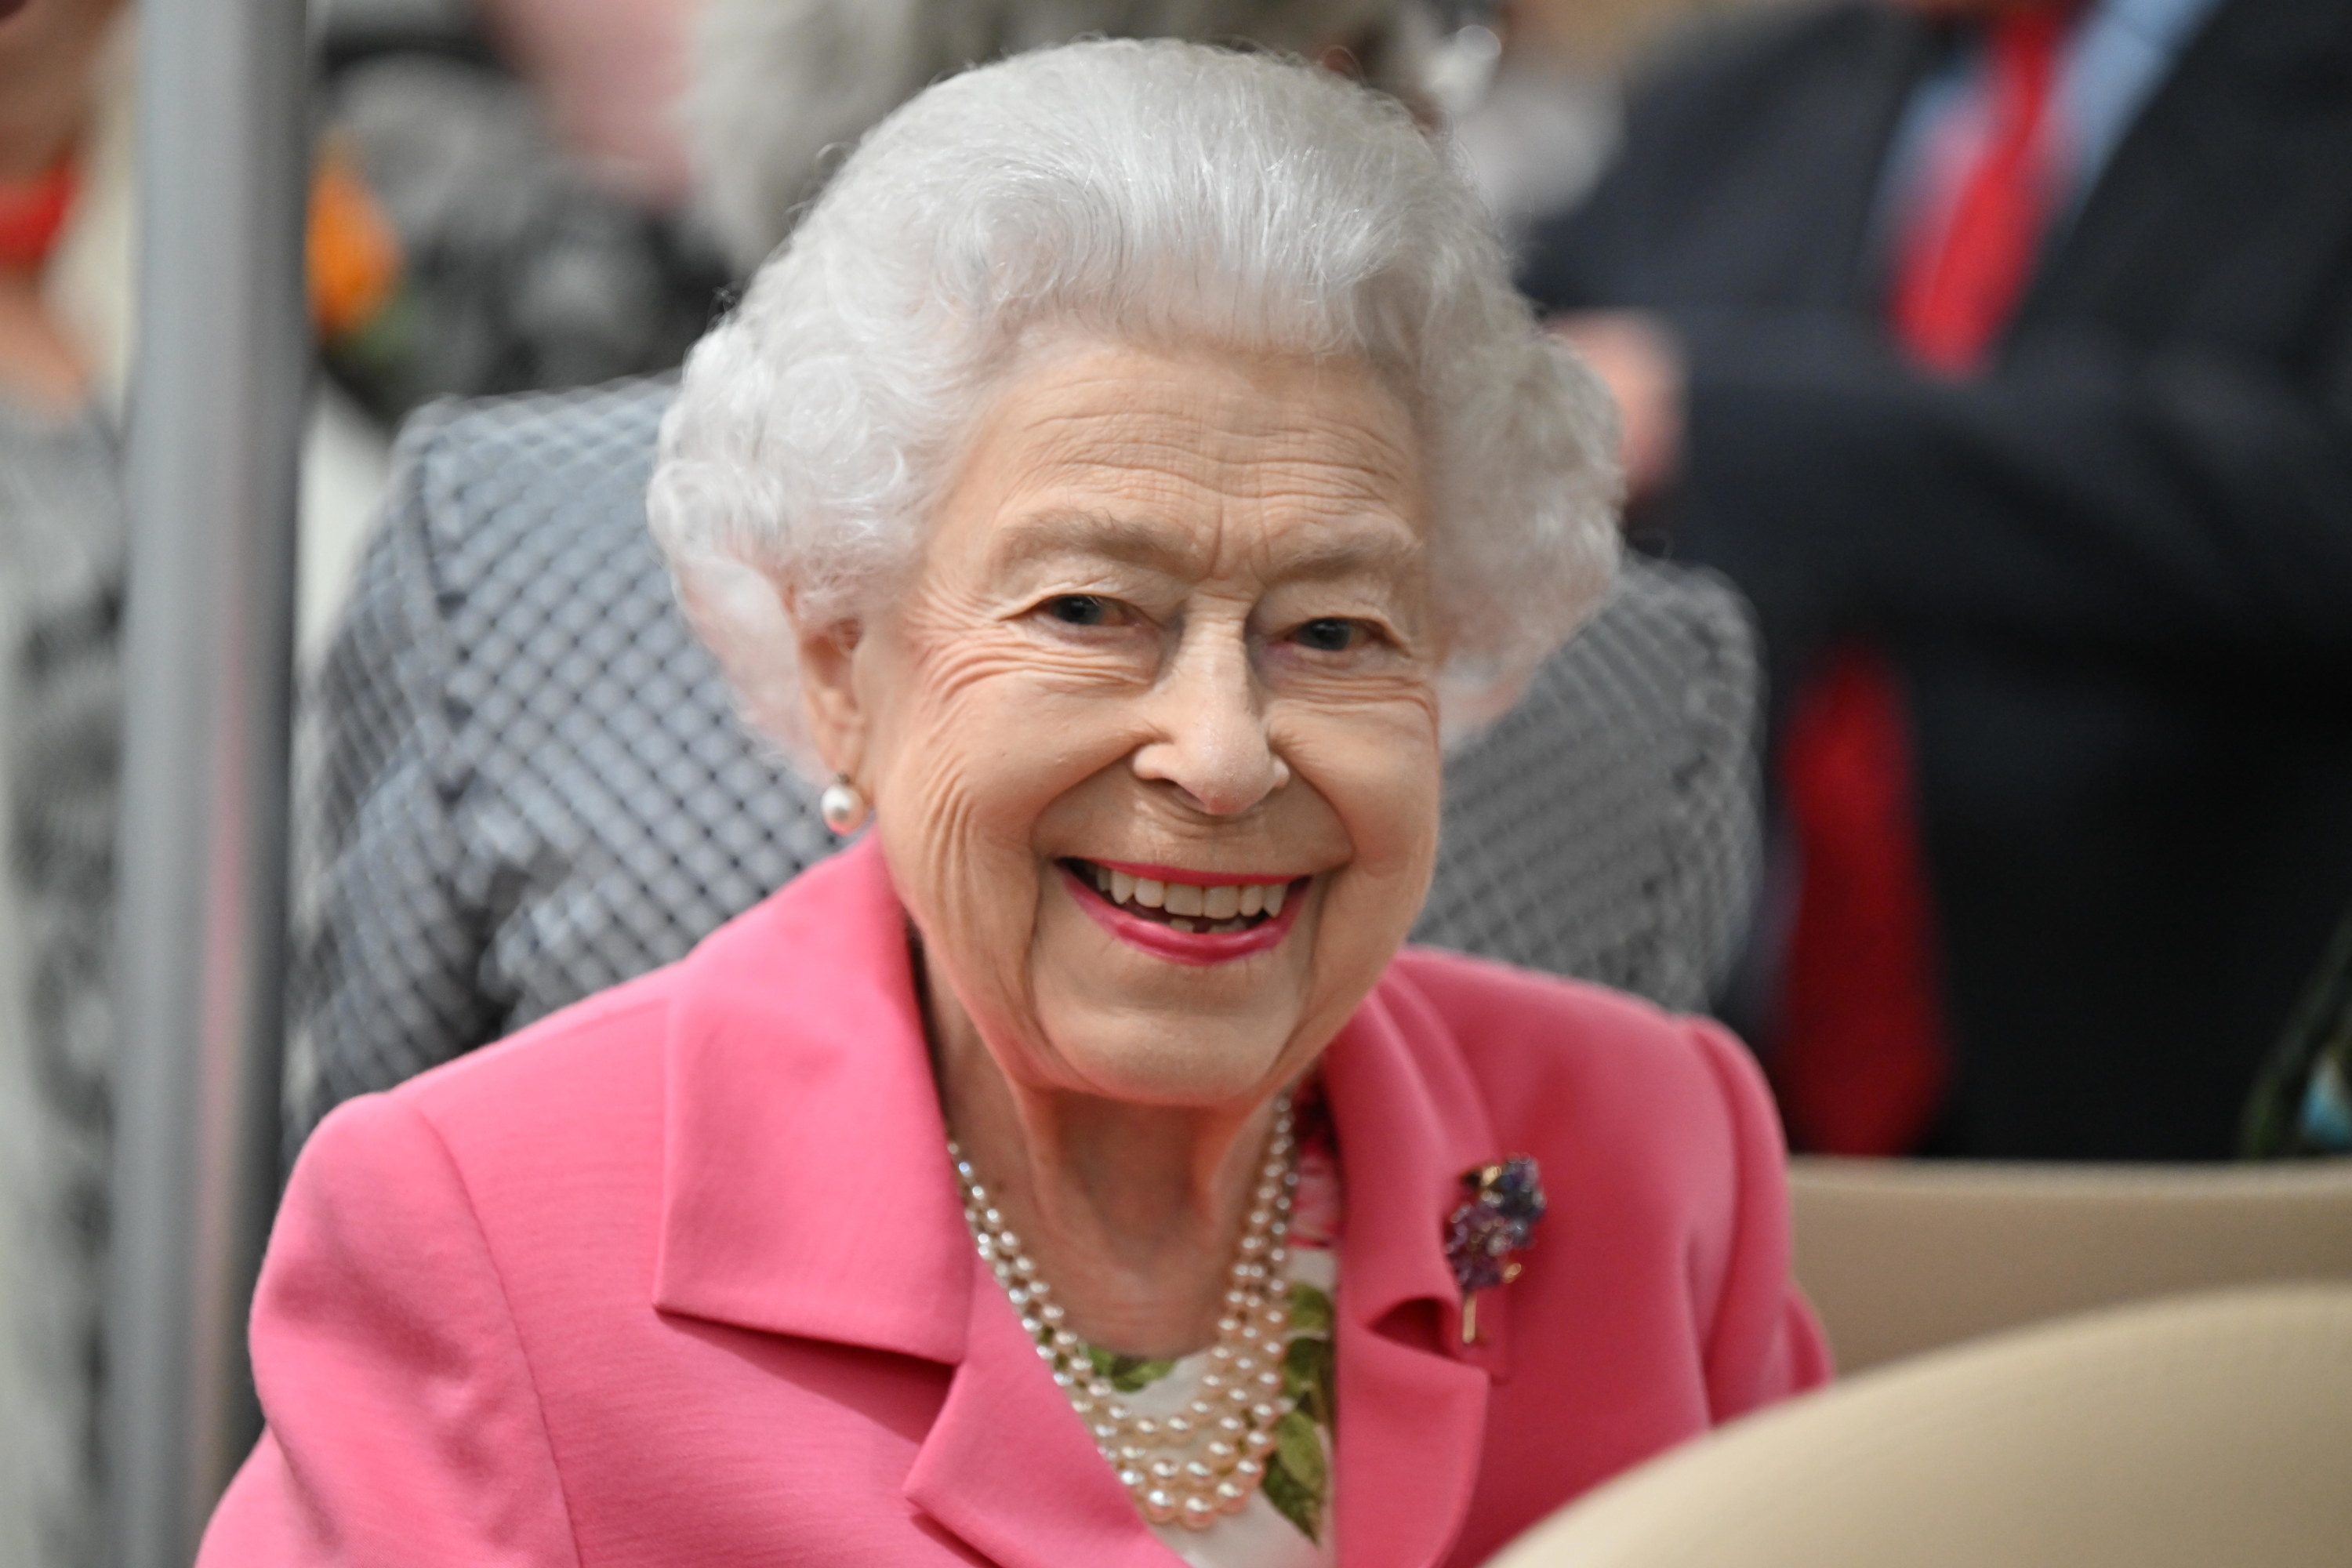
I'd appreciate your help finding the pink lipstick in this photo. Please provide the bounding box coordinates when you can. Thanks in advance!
[1059,862,1307,967]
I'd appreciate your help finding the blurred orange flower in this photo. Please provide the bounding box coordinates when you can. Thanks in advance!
[307,138,402,343]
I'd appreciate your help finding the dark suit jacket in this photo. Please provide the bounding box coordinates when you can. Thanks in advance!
[1519,0,2352,1158]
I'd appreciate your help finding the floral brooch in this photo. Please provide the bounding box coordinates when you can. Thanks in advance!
[1443,1156,1546,1344]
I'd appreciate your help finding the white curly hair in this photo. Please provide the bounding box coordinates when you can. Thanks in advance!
[649,38,1621,773]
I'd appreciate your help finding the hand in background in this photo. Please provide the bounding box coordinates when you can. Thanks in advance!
[1550,310,1685,506]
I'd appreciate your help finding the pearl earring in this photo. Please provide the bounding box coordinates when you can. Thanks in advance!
[818,774,869,836]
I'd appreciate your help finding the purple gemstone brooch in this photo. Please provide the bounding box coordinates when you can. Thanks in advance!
[1443,1156,1546,1344]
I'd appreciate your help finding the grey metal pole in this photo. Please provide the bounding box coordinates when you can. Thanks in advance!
[106,0,309,1554]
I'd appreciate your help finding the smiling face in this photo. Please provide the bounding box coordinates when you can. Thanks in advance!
[803,336,1444,1112]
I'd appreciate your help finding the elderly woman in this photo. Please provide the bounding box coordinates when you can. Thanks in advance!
[203,41,1825,1568]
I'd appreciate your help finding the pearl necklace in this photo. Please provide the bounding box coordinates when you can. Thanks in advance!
[949,1095,1300,1532]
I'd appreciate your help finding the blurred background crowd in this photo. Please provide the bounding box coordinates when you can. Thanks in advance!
[0,0,2346,1560]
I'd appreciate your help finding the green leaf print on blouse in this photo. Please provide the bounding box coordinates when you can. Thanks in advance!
[1072,1278,1339,1542]
[1264,1280,1338,1542]
[1284,1280,1334,1337]
[1088,1347,1181,1393]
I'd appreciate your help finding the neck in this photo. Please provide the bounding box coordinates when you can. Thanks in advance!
[924,956,1284,1358]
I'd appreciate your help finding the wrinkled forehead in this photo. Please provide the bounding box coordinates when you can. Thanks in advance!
[938,334,1431,588]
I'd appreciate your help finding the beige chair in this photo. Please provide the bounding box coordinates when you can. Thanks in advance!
[1788,1156,2352,1373]
[1486,1284,2352,1568]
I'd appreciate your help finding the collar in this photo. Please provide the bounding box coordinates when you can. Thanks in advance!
[1319,971,1506,1568]
[655,835,1507,1568]
[654,835,974,1363]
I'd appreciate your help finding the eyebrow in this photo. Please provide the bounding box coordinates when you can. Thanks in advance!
[993,510,1195,572]
[992,508,1424,583]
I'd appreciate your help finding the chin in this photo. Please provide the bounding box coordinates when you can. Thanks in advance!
[1043,1011,1300,1109]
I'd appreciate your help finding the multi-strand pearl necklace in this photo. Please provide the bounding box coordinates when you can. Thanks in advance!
[949,1095,1300,1532]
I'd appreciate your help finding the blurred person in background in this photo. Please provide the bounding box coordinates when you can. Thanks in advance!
[1,2,142,1560]
[290,0,1777,1149]
[1434,0,1616,250]
[0,0,415,1556]
[1519,0,2352,1161]
[2,0,766,1553]
[297,0,735,655]
[205,45,1824,1563]
[1442,0,1751,250]
[313,0,728,426]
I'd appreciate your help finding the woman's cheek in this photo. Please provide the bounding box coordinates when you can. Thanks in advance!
[880,672,1105,935]
[1286,697,1442,861]
[1308,739,1441,986]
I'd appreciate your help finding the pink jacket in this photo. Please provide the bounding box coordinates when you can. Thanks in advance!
[203,837,1828,1566]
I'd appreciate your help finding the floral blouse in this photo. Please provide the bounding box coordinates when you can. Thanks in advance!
[1122,1085,1344,1568]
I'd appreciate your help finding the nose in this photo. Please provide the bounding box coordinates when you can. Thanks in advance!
[1131,621,1290,816]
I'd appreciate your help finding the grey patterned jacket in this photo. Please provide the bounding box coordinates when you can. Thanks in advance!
[291,378,1762,1148]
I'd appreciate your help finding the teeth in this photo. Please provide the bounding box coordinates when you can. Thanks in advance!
[1083,864,1299,925]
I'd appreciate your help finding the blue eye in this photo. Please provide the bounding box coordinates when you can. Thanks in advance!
[1047,594,1109,626]
[1297,618,1361,652]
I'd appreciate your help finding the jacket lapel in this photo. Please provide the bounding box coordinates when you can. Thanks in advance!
[653,837,1179,1566]
[904,1250,1181,1568]
[1824,8,1946,310]
[2021,0,2337,333]
[653,837,972,1363]
[1319,974,1507,1568]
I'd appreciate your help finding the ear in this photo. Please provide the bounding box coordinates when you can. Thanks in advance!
[797,615,868,779]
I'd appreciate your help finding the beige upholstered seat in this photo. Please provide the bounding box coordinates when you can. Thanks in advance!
[1486,1285,2352,1568]
[1788,1156,2352,1372]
